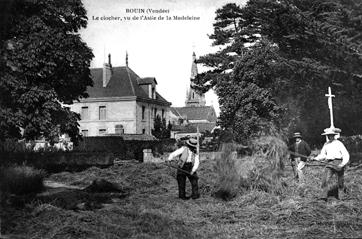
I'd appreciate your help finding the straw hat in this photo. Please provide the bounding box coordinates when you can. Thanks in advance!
[186,138,198,148]
[293,132,302,138]
[321,127,338,135]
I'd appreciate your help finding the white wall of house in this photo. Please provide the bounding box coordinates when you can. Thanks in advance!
[69,100,137,136]
[68,99,170,136]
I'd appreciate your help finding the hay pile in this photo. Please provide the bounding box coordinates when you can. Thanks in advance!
[213,143,241,200]
[214,136,288,200]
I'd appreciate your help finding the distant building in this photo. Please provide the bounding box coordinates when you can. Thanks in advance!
[172,106,217,132]
[170,52,217,139]
[185,52,206,107]
[68,53,171,137]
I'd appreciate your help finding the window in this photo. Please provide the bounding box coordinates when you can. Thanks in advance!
[142,106,145,120]
[115,125,124,134]
[81,130,88,136]
[154,108,157,118]
[98,129,107,135]
[81,106,89,120]
[99,106,106,120]
[162,109,165,119]
[142,129,146,134]
[152,87,155,99]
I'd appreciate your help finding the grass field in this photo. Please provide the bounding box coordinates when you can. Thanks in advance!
[2,153,362,239]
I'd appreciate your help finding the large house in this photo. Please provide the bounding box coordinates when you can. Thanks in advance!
[170,52,217,139]
[69,54,171,136]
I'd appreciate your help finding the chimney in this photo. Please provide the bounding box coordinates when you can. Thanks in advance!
[103,53,112,87]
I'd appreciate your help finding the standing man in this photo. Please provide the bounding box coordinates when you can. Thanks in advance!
[313,127,350,200]
[289,132,311,182]
[166,138,200,200]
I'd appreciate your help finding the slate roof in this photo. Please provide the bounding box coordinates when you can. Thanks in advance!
[173,106,217,122]
[138,77,157,85]
[189,122,217,133]
[170,108,184,118]
[84,67,170,105]
[170,124,197,133]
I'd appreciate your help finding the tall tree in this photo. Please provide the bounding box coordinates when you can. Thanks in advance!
[152,115,170,139]
[0,0,93,143]
[195,0,362,144]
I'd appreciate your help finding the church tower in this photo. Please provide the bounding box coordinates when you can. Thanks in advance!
[185,52,206,107]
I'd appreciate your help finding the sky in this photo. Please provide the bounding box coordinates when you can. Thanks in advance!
[80,0,247,116]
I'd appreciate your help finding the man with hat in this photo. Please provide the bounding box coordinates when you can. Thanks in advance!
[313,127,350,200]
[289,132,311,182]
[166,138,200,200]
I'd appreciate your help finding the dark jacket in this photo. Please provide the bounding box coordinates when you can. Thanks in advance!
[289,139,311,162]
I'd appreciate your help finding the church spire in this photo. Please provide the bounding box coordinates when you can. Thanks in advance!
[185,52,206,107]
[191,52,198,80]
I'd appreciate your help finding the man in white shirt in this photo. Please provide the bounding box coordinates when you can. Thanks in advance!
[166,138,200,200]
[313,127,350,200]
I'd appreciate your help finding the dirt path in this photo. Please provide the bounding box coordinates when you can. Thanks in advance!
[43,180,84,190]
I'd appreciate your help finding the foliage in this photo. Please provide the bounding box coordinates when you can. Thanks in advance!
[152,115,170,139]
[154,138,177,153]
[195,0,362,144]
[0,165,46,195]
[0,138,30,153]
[339,135,362,153]
[0,0,93,143]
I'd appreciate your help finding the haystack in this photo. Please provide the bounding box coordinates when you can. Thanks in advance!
[214,136,288,200]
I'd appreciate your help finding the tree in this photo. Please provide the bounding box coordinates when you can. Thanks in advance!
[0,0,93,143]
[152,115,170,139]
[216,40,283,141]
[195,0,362,144]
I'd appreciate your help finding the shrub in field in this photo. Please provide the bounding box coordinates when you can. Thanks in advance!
[0,165,46,195]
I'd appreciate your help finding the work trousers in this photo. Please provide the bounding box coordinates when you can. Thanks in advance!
[291,157,306,182]
[177,162,199,199]
[321,159,345,199]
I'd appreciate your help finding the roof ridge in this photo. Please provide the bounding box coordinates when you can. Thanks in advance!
[173,108,181,117]
[91,66,128,70]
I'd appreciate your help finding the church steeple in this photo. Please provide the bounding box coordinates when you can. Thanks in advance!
[185,52,206,107]
[191,52,197,79]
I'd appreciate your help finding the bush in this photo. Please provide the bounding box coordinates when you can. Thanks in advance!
[155,138,177,153]
[0,165,46,195]
[340,135,362,153]
[0,139,30,153]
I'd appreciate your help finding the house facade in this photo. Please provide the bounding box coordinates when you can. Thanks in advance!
[69,54,171,137]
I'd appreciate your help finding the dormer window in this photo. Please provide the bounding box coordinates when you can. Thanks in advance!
[152,86,155,99]
[138,77,157,99]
